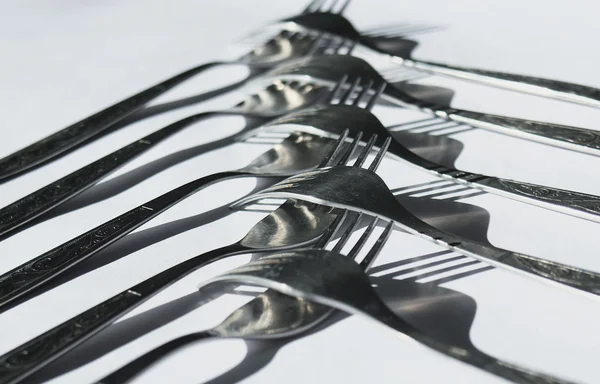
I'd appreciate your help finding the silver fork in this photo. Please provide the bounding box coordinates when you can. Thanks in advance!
[0,29,330,182]
[275,4,600,110]
[204,167,576,384]
[0,130,348,311]
[233,130,600,298]
[93,133,390,383]
[0,132,360,384]
[0,80,329,239]
[259,75,600,225]
[263,54,600,157]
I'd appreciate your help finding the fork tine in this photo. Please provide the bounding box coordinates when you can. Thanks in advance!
[347,216,379,260]
[339,77,361,104]
[345,38,359,55]
[365,81,386,111]
[359,221,394,270]
[368,137,391,172]
[328,75,349,104]
[318,129,350,168]
[337,0,352,14]
[352,79,374,107]
[307,32,328,56]
[353,134,377,168]
[313,210,348,248]
[332,212,363,253]
[337,131,363,166]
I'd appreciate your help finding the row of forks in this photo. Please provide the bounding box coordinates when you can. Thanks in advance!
[1,1,599,383]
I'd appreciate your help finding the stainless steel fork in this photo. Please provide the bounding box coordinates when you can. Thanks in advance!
[278,2,600,110]
[263,55,600,157]
[233,130,600,298]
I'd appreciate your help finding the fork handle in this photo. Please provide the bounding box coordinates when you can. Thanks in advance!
[0,61,228,183]
[425,167,600,224]
[0,111,228,240]
[95,331,216,384]
[448,109,600,156]
[0,244,243,384]
[0,170,250,311]
[404,58,600,109]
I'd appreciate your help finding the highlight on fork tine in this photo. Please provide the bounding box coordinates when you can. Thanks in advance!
[329,74,349,103]
[365,81,387,110]
[369,137,392,172]
[319,128,350,167]
[332,212,364,253]
[353,78,374,106]
[353,134,377,168]
[348,216,379,259]
[340,76,362,104]
[314,209,348,248]
[359,220,394,270]
[338,131,363,165]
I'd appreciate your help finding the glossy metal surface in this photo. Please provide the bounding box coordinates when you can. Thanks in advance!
[0,81,329,240]
[261,55,600,157]
[0,132,338,312]
[235,164,600,298]
[262,98,600,224]
[0,29,326,182]
[203,249,577,384]
[275,11,600,109]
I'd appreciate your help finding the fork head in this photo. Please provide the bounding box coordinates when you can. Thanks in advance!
[233,129,408,224]
[232,79,329,117]
[239,30,328,66]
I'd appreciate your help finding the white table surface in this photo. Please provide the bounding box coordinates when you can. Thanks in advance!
[1,1,600,383]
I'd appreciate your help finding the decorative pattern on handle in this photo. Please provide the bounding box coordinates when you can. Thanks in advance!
[0,206,156,308]
[498,252,600,295]
[0,291,143,384]
[0,62,223,181]
[0,141,153,237]
[451,110,600,152]
[411,59,600,109]
[0,113,208,239]
[477,178,600,217]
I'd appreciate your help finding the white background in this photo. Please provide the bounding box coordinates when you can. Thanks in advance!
[1,1,600,383]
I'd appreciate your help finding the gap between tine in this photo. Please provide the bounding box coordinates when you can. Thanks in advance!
[328,75,349,104]
[366,81,387,111]
[332,212,364,253]
[359,221,394,270]
[319,129,350,168]
[337,131,363,166]
[338,0,352,14]
[303,0,324,14]
[314,210,348,249]
[368,137,392,172]
[353,79,374,107]
[307,32,328,56]
[325,0,339,13]
[340,77,362,104]
[353,134,377,168]
[347,217,379,260]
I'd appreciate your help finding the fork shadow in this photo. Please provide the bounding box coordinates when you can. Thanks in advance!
[2,178,278,312]
[25,192,496,383]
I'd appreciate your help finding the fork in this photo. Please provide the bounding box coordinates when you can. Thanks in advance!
[0,131,361,384]
[0,80,329,239]
[203,171,574,384]
[233,130,600,298]
[0,130,348,312]
[259,76,600,225]
[92,127,393,383]
[264,54,600,157]
[0,29,331,182]
[276,2,600,110]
